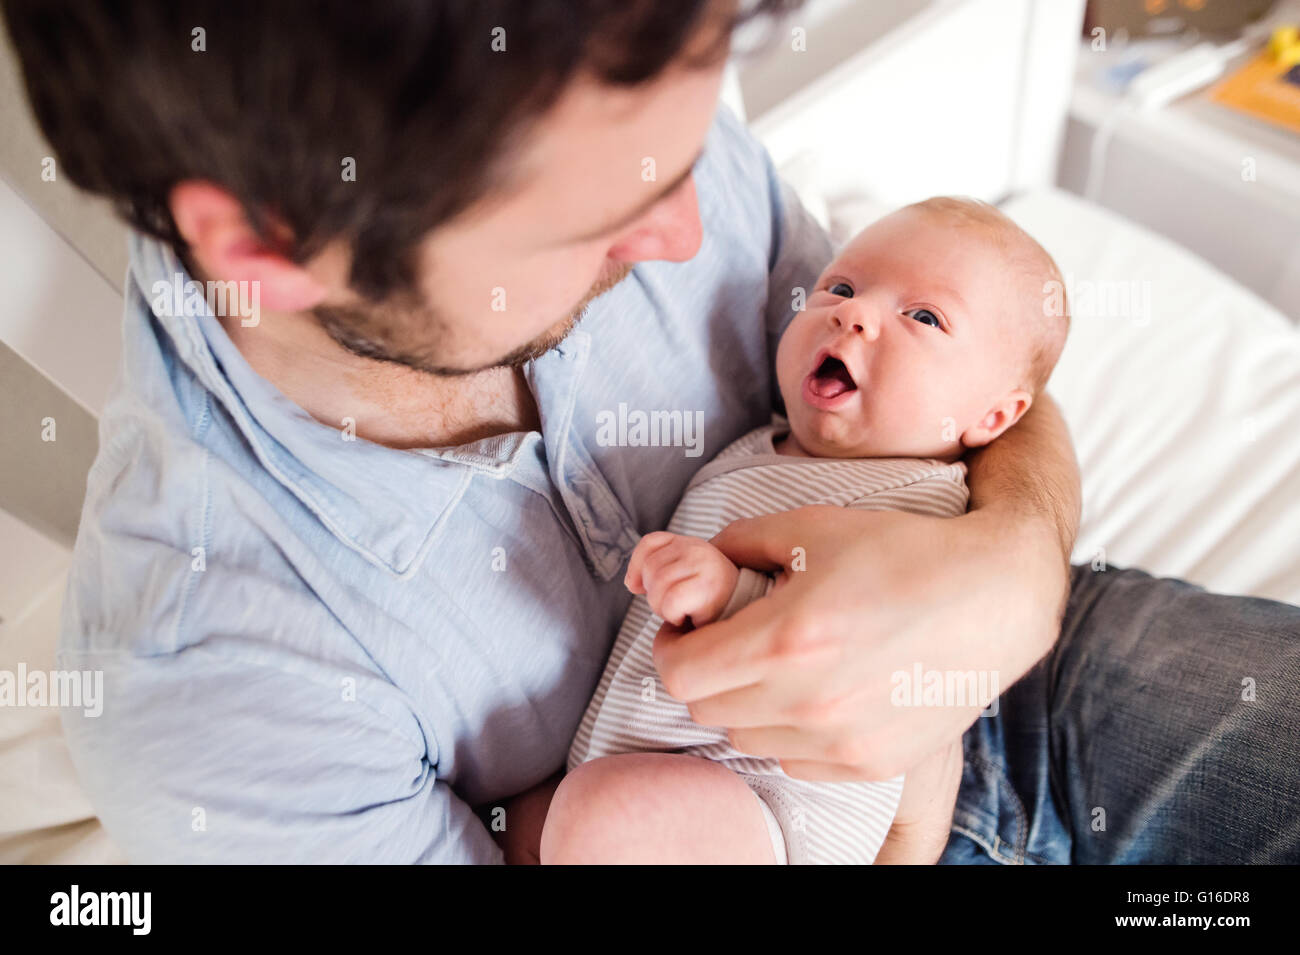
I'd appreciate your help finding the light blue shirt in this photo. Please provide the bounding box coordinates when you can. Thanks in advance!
[59,105,832,862]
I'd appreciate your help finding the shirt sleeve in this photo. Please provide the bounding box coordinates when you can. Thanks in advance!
[58,557,503,865]
[717,567,776,621]
[846,467,971,519]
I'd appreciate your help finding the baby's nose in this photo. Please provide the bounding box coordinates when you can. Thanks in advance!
[831,307,879,340]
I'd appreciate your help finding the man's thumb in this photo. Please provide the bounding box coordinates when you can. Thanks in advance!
[709,508,818,571]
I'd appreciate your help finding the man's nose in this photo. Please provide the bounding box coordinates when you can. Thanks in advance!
[830,299,881,342]
[606,176,703,264]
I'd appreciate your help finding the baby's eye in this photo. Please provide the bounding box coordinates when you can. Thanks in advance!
[906,308,942,329]
[828,282,854,298]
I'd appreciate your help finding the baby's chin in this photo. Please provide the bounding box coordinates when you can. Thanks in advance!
[788,408,956,460]
[787,413,877,459]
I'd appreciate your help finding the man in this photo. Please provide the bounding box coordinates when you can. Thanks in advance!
[5,0,1297,863]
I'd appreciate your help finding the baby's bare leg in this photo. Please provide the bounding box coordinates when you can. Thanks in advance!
[874,740,964,864]
[541,753,778,864]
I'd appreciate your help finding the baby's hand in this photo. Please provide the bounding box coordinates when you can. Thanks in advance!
[625,532,740,628]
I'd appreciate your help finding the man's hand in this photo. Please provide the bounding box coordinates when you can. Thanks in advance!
[653,506,1064,781]
[625,531,741,628]
[653,397,1080,782]
[490,770,564,865]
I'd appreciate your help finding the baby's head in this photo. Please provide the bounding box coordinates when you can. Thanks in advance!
[775,197,1069,460]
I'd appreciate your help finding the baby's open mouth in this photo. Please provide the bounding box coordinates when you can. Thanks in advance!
[807,354,857,399]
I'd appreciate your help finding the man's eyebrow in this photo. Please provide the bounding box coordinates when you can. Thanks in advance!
[561,148,704,244]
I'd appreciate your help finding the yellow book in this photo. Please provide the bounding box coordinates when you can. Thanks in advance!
[1211,28,1300,135]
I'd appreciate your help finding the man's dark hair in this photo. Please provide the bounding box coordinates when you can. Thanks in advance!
[3,0,798,299]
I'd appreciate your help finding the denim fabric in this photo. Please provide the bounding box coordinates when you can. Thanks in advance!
[941,564,1300,864]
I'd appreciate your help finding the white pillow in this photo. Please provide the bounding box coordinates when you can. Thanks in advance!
[1005,188,1300,604]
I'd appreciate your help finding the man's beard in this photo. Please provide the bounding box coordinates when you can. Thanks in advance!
[312,263,632,377]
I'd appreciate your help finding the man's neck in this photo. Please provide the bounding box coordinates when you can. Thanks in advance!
[217,309,540,450]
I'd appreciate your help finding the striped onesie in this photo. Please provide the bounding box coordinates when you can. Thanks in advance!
[568,414,969,864]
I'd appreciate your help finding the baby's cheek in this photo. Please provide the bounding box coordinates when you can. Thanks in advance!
[773,337,801,405]
[877,380,956,450]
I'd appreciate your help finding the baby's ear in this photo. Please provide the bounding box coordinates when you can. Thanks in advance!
[961,391,1033,449]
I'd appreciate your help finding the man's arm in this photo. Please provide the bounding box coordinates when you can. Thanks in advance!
[489,770,564,864]
[60,553,502,864]
[964,392,1082,595]
[60,643,502,863]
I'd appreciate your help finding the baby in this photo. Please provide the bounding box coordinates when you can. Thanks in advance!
[539,196,1070,864]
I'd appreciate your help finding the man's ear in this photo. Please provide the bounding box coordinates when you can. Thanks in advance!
[961,390,1033,449]
[168,180,327,313]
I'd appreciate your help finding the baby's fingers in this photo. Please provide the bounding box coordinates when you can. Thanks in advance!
[642,550,702,611]
[655,575,712,628]
[625,531,679,594]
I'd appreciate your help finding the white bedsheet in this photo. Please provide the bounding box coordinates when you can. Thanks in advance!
[1007,188,1300,604]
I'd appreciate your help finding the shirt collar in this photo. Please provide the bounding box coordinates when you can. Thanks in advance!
[128,231,550,578]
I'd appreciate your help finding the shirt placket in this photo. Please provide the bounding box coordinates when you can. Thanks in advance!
[526,331,641,581]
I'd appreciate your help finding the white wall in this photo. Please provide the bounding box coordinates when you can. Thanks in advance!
[0,173,122,622]
[742,0,1085,211]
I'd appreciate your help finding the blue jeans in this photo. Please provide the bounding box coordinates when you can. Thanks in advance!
[939,564,1300,864]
